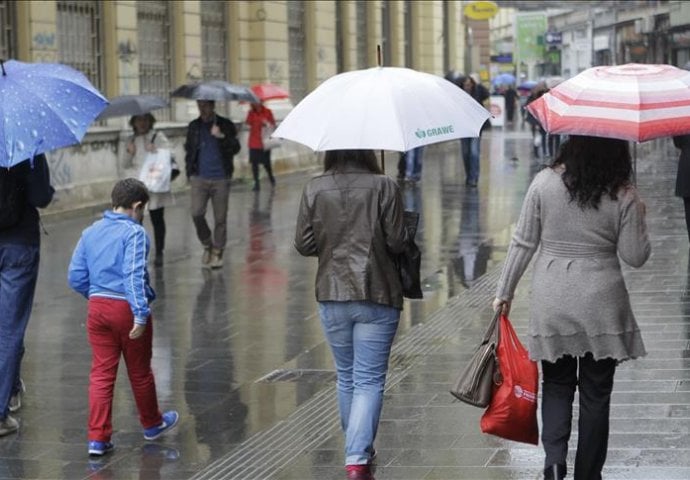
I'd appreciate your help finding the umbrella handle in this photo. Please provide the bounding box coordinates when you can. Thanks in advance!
[0,60,5,76]
[377,45,382,67]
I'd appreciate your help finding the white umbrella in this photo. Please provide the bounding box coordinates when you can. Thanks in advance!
[272,67,490,152]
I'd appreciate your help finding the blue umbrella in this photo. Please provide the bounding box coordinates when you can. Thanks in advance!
[492,73,516,86]
[518,80,538,91]
[0,59,108,167]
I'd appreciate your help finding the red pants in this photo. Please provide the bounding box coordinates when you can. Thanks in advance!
[87,297,162,442]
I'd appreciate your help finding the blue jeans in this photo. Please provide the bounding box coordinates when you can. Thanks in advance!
[405,146,424,181]
[318,301,400,466]
[0,244,39,419]
[461,137,481,185]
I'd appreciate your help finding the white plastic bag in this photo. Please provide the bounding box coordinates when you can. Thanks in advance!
[138,148,172,193]
[261,123,282,150]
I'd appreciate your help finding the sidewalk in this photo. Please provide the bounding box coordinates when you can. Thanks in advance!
[193,136,690,480]
[2,129,688,479]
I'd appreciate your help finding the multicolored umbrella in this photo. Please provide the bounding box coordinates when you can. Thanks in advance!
[251,83,290,102]
[526,63,690,142]
[0,59,108,167]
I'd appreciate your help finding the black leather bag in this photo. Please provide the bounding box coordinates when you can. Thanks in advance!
[450,309,501,408]
[398,211,423,299]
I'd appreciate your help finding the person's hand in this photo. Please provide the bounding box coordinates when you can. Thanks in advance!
[145,142,157,153]
[492,297,511,316]
[210,124,225,139]
[129,323,145,340]
[126,141,136,156]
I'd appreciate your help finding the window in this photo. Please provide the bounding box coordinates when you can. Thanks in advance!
[0,0,14,60]
[137,1,172,120]
[288,1,306,102]
[201,2,227,81]
[57,0,103,90]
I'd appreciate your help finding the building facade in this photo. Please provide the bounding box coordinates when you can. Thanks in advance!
[0,0,471,212]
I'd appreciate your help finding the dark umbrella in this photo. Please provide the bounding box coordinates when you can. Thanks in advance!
[97,94,168,119]
[171,80,259,102]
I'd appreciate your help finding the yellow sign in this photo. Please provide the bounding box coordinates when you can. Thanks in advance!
[464,1,499,21]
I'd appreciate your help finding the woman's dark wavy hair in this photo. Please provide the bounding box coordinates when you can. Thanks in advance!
[129,113,156,133]
[323,150,383,174]
[552,135,632,210]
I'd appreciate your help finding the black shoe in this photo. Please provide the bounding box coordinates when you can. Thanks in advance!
[543,463,566,480]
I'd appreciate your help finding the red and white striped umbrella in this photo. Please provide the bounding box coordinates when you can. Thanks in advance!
[527,63,690,142]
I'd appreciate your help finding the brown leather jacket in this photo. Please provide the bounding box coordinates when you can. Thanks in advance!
[294,167,407,309]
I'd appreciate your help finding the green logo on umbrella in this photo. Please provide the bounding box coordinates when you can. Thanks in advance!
[416,125,454,139]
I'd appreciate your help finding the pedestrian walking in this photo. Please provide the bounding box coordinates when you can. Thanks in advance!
[0,154,54,436]
[404,145,425,184]
[503,84,518,125]
[67,178,179,457]
[460,74,489,187]
[492,136,651,480]
[294,150,407,480]
[245,101,277,191]
[125,113,176,267]
[673,134,690,242]
[184,100,241,269]
[526,84,549,158]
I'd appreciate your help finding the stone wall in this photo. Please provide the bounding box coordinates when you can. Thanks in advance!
[44,122,317,214]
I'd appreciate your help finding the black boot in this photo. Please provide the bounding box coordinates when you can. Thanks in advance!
[543,463,566,480]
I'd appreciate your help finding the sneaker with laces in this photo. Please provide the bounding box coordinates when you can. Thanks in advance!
[143,410,179,440]
[8,378,24,413]
[88,440,114,456]
[0,415,18,437]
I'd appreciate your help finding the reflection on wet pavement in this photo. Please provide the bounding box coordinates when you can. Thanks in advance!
[4,127,689,479]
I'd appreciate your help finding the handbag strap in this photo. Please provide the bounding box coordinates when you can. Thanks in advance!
[481,309,501,344]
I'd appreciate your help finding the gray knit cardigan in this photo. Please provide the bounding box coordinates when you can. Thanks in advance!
[496,167,651,363]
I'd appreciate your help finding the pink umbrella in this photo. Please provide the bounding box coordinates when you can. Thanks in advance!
[527,63,690,143]
[251,83,290,102]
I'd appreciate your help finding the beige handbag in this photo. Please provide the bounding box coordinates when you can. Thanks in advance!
[450,309,501,408]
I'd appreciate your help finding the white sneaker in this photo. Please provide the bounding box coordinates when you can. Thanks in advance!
[201,247,212,267]
[210,249,224,269]
[8,379,24,413]
[0,415,19,437]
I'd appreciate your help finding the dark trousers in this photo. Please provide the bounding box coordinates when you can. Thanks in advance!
[249,148,275,186]
[148,208,165,255]
[683,197,690,241]
[541,353,616,480]
[190,177,230,249]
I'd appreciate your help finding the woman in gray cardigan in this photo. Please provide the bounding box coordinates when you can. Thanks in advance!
[493,136,651,480]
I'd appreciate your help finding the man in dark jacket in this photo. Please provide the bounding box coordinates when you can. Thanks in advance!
[0,154,54,436]
[184,100,240,269]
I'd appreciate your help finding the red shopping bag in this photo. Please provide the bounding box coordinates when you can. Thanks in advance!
[480,314,539,445]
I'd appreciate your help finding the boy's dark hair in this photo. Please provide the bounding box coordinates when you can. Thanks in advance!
[111,178,149,209]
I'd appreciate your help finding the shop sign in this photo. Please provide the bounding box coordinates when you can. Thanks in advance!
[464,1,499,21]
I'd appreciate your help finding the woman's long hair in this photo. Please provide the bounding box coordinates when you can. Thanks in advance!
[553,135,632,209]
[323,150,383,174]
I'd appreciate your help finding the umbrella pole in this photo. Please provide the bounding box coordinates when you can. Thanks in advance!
[377,45,385,173]
[633,142,637,185]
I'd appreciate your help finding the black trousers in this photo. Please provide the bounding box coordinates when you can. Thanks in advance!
[541,353,616,480]
[148,207,165,255]
[250,148,275,185]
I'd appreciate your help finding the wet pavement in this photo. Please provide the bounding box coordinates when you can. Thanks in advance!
[2,125,689,479]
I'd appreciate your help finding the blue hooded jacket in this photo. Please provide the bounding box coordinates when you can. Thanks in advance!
[68,211,155,325]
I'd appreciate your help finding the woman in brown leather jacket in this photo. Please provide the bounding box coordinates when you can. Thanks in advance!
[294,149,406,480]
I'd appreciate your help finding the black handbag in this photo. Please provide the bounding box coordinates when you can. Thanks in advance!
[450,309,502,408]
[398,211,423,299]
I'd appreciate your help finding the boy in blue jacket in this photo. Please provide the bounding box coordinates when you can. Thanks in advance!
[68,178,178,457]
